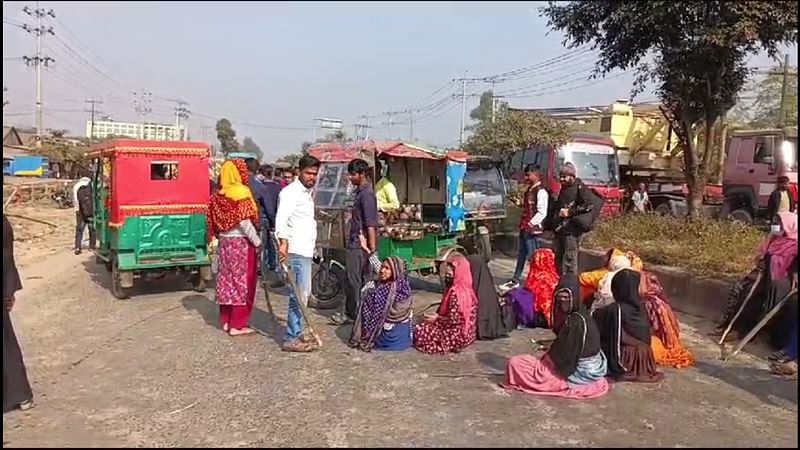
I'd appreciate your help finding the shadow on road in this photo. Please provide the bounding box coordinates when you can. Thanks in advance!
[694,360,798,406]
[180,294,284,348]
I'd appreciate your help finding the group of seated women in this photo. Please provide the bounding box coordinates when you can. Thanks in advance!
[348,254,482,354]
[502,245,699,399]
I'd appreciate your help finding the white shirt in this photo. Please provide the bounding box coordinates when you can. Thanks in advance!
[527,183,549,234]
[73,177,90,212]
[632,191,649,212]
[275,179,317,258]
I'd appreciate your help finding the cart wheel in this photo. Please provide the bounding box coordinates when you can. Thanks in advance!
[311,262,343,309]
[111,258,130,300]
[191,272,207,293]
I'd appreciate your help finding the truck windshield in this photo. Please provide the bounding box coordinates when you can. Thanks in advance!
[463,166,506,216]
[559,148,620,186]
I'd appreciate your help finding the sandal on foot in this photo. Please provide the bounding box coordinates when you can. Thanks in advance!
[768,350,788,362]
[770,360,798,377]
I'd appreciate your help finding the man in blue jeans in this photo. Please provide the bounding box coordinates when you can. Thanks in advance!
[508,165,549,285]
[275,154,321,352]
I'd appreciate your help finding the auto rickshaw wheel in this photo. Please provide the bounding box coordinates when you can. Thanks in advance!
[111,257,130,300]
[475,226,492,262]
[191,272,207,293]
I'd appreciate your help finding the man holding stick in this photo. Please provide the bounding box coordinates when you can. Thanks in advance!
[275,155,321,352]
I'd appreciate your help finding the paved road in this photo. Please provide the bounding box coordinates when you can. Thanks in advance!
[2,247,797,448]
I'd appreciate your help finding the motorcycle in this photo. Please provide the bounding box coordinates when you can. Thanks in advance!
[51,189,73,209]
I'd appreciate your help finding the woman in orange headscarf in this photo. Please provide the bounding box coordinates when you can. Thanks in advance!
[639,271,694,368]
[525,248,559,328]
[579,248,643,303]
[208,159,261,336]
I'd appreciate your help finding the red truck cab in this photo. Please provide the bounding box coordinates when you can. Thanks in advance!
[508,133,622,216]
[722,127,797,223]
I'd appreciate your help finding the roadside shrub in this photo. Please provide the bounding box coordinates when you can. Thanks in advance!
[584,213,764,279]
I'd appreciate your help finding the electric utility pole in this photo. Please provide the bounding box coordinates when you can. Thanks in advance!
[85,98,103,145]
[133,89,152,139]
[22,2,56,148]
[175,99,190,141]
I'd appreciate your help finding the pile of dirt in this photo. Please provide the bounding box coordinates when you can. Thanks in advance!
[5,203,77,268]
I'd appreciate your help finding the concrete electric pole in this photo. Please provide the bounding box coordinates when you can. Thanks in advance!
[85,98,103,145]
[175,99,190,141]
[778,53,791,128]
[133,89,152,139]
[22,2,56,148]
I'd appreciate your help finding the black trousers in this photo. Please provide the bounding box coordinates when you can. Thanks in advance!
[343,248,366,320]
[75,212,96,251]
[554,233,582,276]
[3,307,33,412]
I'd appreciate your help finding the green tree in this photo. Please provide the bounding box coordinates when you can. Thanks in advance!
[542,1,797,217]
[463,109,570,158]
[215,118,239,155]
[241,136,263,160]
[468,91,508,129]
[730,64,798,128]
[276,153,303,168]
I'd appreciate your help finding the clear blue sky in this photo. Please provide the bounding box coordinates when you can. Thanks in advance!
[2,1,796,160]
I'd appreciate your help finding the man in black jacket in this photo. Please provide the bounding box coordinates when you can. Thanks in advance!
[74,182,96,255]
[552,162,599,275]
[766,175,796,224]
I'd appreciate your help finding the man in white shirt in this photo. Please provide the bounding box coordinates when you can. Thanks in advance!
[509,165,549,284]
[631,182,650,213]
[275,154,321,352]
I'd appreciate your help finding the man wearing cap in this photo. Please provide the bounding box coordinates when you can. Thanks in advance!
[552,162,599,275]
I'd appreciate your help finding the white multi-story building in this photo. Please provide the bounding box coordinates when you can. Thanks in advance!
[85,120,185,141]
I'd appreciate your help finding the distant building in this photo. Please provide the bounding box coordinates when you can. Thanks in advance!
[85,120,185,141]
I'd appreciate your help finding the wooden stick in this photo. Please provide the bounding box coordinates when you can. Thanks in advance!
[273,235,323,348]
[260,237,275,319]
[719,270,763,345]
[5,213,58,228]
[725,286,797,361]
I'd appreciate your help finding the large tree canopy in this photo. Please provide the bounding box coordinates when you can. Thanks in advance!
[542,1,797,216]
[241,136,263,160]
[468,91,508,129]
[464,109,570,158]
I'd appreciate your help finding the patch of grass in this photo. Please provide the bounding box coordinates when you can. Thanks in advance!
[584,213,765,279]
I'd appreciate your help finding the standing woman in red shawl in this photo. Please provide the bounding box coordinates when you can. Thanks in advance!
[208,159,262,336]
[414,256,478,354]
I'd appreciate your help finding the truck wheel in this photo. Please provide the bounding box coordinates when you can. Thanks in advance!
[729,208,753,225]
[655,203,672,217]
[111,258,130,300]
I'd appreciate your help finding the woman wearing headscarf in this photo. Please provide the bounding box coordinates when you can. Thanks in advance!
[4,214,34,413]
[714,211,798,350]
[208,159,262,336]
[468,255,510,340]
[579,248,643,303]
[591,254,632,312]
[350,257,414,352]
[503,276,609,400]
[414,256,478,354]
[639,271,695,368]
[524,248,559,329]
[592,269,664,383]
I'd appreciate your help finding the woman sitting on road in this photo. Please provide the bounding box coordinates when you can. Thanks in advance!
[639,271,695,368]
[592,269,664,383]
[579,248,643,303]
[590,254,632,312]
[713,211,798,351]
[208,159,261,337]
[524,248,560,329]
[349,256,413,352]
[503,275,609,400]
[414,255,478,354]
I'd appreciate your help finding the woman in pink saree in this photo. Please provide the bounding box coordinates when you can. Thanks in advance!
[414,256,478,354]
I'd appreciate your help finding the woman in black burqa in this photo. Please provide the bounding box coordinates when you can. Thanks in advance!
[3,214,34,412]
[467,255,512,340]
[592,268,664,383]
